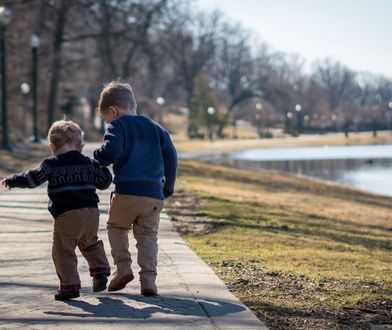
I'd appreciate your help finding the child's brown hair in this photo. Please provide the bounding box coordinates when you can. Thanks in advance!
[48,120,83,149]
[98,81,137,113]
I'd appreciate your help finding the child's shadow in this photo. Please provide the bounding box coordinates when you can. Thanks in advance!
[44,293,245,320]
[45,296,163,319]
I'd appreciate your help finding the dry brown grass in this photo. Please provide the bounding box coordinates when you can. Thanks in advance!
[166,160,392,329]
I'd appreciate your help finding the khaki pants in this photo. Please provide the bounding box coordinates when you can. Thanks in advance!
[52,208,110,290]
[107,193,164,281]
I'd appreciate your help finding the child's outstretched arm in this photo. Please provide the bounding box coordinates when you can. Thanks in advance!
[2,161,50,189]
[93,121,124,166]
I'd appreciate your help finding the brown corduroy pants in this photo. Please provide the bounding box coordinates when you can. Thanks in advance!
[107,193,164,281]
[52,208,110,290]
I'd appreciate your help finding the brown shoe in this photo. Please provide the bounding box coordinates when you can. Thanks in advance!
[140,277,157,296]
[108,270,134,292]
[141,288,158,296]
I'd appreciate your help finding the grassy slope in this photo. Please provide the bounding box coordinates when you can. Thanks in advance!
[166,160,392,329]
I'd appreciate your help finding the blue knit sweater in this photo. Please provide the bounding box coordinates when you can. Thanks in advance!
[93,115,178,200]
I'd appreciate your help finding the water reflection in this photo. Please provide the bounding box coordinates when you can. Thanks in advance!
[194,145,392,197]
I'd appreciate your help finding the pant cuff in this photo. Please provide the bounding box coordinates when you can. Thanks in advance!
[90,267,111,277]
[60,284,81,291]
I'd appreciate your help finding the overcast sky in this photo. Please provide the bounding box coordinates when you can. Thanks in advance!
[197,0,392,78]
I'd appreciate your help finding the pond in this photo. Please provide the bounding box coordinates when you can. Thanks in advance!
[185,145,392,197]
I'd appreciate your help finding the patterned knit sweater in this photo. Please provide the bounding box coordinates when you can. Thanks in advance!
[4,150,112,218]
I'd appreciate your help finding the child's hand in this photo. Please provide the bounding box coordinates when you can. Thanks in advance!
[1,179,10,190]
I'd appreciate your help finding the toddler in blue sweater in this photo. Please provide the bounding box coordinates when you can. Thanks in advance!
[94,81,177,295]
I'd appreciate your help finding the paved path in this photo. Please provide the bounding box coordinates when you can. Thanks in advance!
[0,185,267,329]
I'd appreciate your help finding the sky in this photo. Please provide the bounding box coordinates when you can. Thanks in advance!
[197,0,392,78]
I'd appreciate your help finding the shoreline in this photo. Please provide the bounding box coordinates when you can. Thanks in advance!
[173,130,392,153]
[197,158,392,199]
[178,141,392,199]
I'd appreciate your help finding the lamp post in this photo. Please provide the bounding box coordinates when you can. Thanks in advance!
[20,83,30,138]
[255,102,263,137]
[207,106,215,141]
[0,5,11,150]
[304,114,310,130]
[286,111,293,135]
[332,114,338,132]
[294,104,302,135]
[156,96,165,124]
[31,34,41,143]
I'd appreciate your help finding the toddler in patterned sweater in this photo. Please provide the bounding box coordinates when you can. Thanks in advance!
[1,120,112,301]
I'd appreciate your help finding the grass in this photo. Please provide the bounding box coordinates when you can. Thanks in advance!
[166,160,392,329]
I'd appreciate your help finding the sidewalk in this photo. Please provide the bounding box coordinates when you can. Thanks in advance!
[0,185,268,329]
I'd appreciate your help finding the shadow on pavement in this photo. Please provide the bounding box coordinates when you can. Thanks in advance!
[0,281,245,322]
[43,293,245,319]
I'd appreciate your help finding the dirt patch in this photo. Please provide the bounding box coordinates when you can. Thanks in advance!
[215,263,391,330]
[165,190,226,235]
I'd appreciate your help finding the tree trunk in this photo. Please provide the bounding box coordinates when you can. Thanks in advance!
[216,106,233,138]
[46,0,69,131]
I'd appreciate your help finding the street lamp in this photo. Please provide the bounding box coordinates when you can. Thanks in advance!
[304,114,310,130]
[31,34,41,143]
[21,83,30,94]
[286,111,293,135]
[255,102,263,111]
[294,104,302,134]
[332,114,338,132]
[0,5,11,150]
[207,106,215,115]
[156,96,165,124]
[207,107,215,141]
[255,102,263,137]
[156,97,165,106]
[20,83,30,138]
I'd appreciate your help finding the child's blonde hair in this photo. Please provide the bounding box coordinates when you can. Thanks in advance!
[48,120,83,149]
[98,81,137,113]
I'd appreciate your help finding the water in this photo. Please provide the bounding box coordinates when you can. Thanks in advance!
[194,145,392,197]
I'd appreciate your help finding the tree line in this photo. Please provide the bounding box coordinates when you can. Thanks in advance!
[2,0,392,142]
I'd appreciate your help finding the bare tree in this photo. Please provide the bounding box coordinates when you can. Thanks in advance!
[313,58,356,136]
[209,23,261,137]
[162,7,220,106]
[45,0,75,130]
[261,53,306,134]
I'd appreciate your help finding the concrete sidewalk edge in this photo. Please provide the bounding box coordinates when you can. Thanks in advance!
[159,212,269,329]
